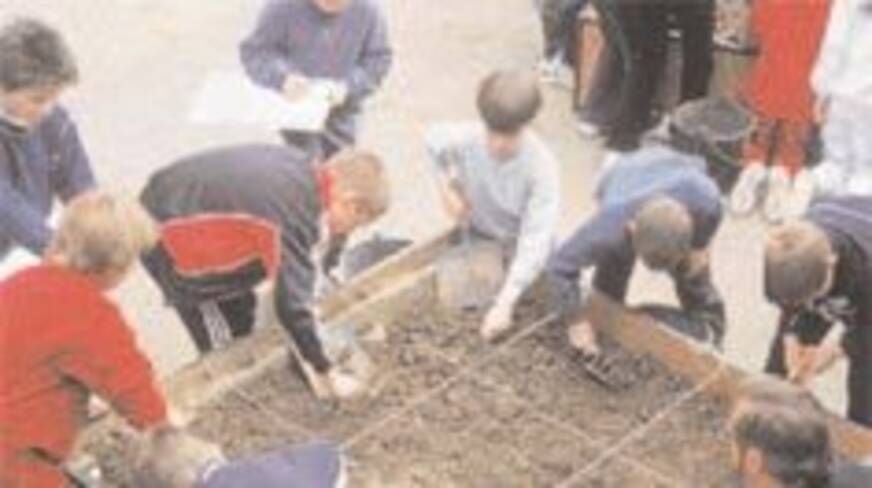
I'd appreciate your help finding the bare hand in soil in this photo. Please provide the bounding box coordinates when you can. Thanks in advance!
[568,320,601,358]
[329,369,367,399]
[480,301,513,341]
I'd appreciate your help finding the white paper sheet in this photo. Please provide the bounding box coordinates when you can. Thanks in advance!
[189,70,331,132]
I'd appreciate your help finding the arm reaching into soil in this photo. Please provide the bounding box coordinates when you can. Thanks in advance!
[496,150,560,310]
[547,207,629,321]
[56,300,167,430]
[274,229,332,374]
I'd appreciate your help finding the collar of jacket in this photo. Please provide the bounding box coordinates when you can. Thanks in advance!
[0,116,29,139]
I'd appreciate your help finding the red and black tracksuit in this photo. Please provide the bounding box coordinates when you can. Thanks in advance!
[0,265,167,487]
[140,144,335,373]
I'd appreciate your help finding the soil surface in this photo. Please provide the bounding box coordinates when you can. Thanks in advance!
[87,296,737,487]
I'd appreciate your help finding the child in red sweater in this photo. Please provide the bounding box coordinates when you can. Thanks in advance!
[730,0,832,221]
[0,192,169,488]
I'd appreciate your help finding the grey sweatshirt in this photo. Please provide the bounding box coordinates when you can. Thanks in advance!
[425,121,561,306]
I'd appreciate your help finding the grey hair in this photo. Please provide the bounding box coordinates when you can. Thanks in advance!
[0,18,79,91]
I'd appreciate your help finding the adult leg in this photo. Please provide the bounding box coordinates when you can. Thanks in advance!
[217,290,258,339]
[674,0,715,102]
[535,0,565,60]
[558,0,589,67]
[577,39,624,129]
[605,1,670,151]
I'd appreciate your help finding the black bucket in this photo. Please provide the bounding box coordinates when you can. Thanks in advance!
[671,97,756,195]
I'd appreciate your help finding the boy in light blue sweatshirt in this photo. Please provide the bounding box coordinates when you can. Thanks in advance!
[425,70,561,341]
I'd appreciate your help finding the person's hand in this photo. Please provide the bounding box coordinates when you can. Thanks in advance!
[480,299,514,341]
[788,346,817,387]
[568,320,601,358]
[328,369,366,399]
[282,74,311,102]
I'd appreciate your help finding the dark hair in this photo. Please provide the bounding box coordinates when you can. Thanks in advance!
[476,70,541,134]
[764,222,833,306]
[732,405,832,487]
[0,18,79,91]
[731,377,832,488]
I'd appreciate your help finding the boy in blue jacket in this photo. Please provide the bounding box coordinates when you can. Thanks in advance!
[0,18,96,275]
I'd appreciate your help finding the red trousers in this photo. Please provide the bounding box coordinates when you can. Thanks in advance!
[742,116,816,176]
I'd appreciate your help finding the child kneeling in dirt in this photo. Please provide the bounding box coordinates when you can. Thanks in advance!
[762,196,872,428]
[425,69,561,341]
[546,101,727,362]
[132,428,346,488]
[0,192,171,488]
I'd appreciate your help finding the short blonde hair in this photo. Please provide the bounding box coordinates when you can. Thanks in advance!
[764,221,833,306]
[326,149,391,219]
[48,191,158,275]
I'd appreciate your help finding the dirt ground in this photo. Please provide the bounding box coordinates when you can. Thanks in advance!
[4,0,850,470]
[88,289,737,487]
[2,0,846,413]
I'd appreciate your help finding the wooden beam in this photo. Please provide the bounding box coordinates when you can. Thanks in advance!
[587,293,872,459]
[320,230,452,319]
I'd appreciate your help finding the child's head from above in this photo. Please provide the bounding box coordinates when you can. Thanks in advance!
[46,192,158,290]
[728,376,831,488]
[323,149,391,237]
[0,18,78,128]
[630,196,693,273]
[764,221,837,309]
[476,69,541,161]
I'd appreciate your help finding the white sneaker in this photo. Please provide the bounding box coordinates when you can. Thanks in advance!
[730,163,767,216]
[785,168,816,219]
[763,166,792,223]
